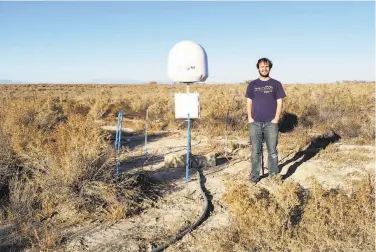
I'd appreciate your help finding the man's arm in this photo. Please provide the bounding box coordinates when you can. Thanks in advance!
[247,98,254,123]
[273,81,286,123]
[272,98,283,123]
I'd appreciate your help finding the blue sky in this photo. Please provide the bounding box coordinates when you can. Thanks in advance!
[0,1,374,84]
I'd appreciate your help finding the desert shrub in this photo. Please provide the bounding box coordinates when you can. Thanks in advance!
[0,98,161,250]
[0,82,373,250]
[3,83,373,144]
[214,175,375,252]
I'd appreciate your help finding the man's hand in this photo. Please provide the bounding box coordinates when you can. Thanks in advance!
[247,98,253,124]
[272,99,283,124]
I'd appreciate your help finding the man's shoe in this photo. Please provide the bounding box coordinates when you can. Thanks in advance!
[249,177,259,185]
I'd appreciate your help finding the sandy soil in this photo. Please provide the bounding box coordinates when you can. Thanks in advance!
[59,127,375,252]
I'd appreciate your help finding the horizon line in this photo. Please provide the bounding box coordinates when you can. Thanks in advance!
[1,80,374,85]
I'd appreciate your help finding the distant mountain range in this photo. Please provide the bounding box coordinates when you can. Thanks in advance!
[0,79,174,84]
[0,79,29,84]
[0,78,238,85]
[89,78,145,84]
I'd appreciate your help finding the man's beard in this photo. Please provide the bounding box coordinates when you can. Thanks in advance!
[259,71,269,77]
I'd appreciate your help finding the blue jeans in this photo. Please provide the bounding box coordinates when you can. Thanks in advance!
[248,121,280,182]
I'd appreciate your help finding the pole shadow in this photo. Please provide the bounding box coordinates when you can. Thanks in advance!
[107,131,170,151]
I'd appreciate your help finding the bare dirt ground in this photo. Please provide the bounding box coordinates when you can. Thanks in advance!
[61,126,375,252]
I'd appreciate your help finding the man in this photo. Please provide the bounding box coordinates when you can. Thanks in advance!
[245,58,286,184]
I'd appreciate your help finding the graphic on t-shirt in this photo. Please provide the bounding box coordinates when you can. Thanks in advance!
[254,85,273,94]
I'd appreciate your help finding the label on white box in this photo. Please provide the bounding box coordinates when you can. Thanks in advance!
[174,93,200,119]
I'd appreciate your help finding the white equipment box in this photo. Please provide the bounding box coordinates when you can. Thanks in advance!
[174,93,200,119]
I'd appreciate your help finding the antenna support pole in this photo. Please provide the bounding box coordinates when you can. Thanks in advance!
[184,82,192,183]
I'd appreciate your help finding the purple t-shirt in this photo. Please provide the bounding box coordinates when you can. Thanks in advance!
[245,78,286,122]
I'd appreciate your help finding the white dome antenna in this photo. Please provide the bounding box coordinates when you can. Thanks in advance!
[167,40,209,184]
[168,40,209,84]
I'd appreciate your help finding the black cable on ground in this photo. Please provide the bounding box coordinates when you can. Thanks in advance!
[150,159,212,252]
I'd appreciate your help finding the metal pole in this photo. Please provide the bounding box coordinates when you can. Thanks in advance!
[116,110,124,178]
[225,109,229,157]
[186,112,191,184]
[185,82,191,184]
[115,116,120,149]
[145,107,148,157]
[170,83,174,114]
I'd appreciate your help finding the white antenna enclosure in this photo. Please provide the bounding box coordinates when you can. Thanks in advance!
[168,40,208,83]
[175,93,200,119]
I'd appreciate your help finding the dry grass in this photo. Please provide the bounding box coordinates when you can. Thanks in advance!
[315,144,374,166]
[1,82,373,142]
[0,93,162,250]
[0,81,374,250]
[196,175,375,252]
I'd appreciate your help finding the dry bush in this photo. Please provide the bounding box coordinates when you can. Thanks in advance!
[281,84,375,144]
[0,82,373,250]
[2,111,116,248]
[0,96,161,250]
[212,175,375,252]
[1,83,373,145]
[0,128,20,187]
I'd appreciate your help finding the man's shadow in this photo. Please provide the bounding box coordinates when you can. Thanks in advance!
[249,113,340,180]
[278,112,298,133]
[279,131,341,180]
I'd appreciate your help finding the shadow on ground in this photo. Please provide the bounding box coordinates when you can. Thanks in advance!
[118,144,190,173]
[279,130,341,180]
[119,152,234,186]
[106,130,171,151]
[278,112,298,133]
[0,225,27,252]
[0,242,25,252]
